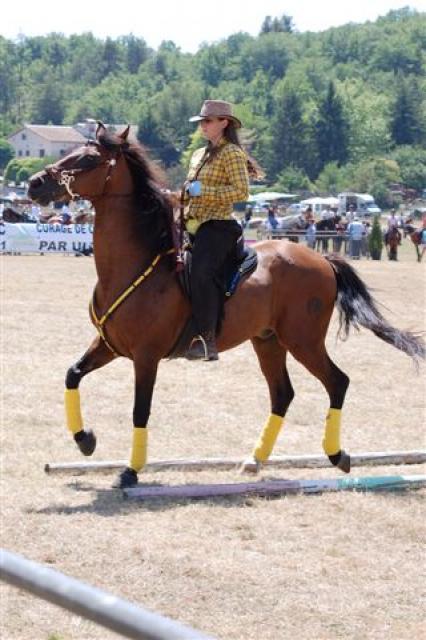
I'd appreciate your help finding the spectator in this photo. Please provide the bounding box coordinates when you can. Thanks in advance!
[418,216,426,262]
[31,204,41,221]
[266,205,279,231]
[321,205,333,221]
[241,206,253,229]
[305,219,316,250]
[362,221,371,258]
[304,205,314,224]
[387,209,398,229]
[60,203,72,225]
[333,215,345,254]
[347,216,365,259]
[347,203,356,222]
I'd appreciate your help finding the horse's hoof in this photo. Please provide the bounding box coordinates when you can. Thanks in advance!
[240,457,261,475]
[328,449,351,474]
[74,429,96,456]
[113,467,138,489]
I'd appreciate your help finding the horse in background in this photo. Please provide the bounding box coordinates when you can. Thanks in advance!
[27,123,425,490]
[403,220,423,262]
[2,207,36,224]
[384,226,402,260]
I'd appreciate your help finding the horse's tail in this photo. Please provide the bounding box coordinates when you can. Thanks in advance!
[325,255,425,364]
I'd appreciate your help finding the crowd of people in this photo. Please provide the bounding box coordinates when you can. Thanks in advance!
[0,199,94,225]
[241,202,426,262]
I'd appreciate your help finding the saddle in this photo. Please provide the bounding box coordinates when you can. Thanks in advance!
[167,236,257,359]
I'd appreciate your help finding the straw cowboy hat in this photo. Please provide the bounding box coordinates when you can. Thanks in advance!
[189,100,242,128]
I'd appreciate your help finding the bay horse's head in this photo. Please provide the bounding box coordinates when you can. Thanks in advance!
[28,123,134,206]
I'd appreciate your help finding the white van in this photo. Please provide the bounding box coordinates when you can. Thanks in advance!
[338,192,381,217]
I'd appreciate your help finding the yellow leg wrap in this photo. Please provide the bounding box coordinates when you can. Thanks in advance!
[129,427,148,472]
[253,414,284,462]
[322,408,342,456]
[64,389,83,435]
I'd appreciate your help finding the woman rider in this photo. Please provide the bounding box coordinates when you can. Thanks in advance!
[184,99,258,361]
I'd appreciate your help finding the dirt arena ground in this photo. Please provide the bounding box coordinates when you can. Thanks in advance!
[1,245,425,640]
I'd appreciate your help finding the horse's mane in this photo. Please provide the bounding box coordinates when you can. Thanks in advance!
[98,130,175,254]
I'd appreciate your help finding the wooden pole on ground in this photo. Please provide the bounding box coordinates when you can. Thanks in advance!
[123,474,426,501]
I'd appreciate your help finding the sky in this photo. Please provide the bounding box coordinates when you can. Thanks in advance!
[1,1,424,52]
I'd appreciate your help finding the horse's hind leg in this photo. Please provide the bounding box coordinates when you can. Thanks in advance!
[290,341,351,473]
[242,335,294,473]
[65,336,116,456]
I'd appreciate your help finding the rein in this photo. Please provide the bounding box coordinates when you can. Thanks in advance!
[90,248,175,356]
[178,147,211,263]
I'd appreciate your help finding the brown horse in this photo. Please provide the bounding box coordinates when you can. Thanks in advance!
[27,124,425,489]
[384,226,402,261]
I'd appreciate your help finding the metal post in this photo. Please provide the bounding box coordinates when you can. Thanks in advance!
[0,549,216,640]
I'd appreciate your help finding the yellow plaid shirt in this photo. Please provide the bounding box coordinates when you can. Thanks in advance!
[185,139,249,233]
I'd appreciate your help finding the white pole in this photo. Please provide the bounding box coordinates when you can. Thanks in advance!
[44,450,426,475]
[0,549,216,640]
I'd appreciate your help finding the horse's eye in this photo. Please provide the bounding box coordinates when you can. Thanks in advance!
[78,155,98,169]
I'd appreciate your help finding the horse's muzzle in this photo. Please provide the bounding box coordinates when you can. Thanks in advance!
[27,170,64,206]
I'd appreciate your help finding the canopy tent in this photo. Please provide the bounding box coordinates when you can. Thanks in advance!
[248,191,296,202]
[301,197,339,207]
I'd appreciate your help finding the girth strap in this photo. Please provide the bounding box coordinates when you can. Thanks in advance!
[90,248,175,356]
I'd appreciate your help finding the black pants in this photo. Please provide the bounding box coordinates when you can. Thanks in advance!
[190,219,241,335]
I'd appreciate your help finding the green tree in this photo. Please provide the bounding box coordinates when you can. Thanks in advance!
[268,86,310,180]
[274,165,312,192]
[45,36,68,68]
[390,145,426,192]
[180,129,205,171]
[260,15,295,34]
[137,108,180,167]
[31,73,65,124]
[0,139,15,170]
[122,35,149,74]
[242,33,292,83]
[347,157,401,208]
[5,157,54,182]
[368,215,384,260]
[314,162,349,195]
[102,37,122,76]
[390,76,425,146]
[315,81,349,171]
[343,80,391,161]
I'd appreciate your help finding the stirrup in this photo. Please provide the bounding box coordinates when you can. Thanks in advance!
[186,334,218,361]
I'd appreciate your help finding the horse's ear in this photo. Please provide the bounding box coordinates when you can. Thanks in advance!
[119,125,130,142]
[96,121,106,138]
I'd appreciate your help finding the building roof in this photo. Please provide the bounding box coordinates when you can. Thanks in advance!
[9,125,86,143]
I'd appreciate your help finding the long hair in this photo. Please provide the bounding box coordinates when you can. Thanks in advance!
[206,120,264,180]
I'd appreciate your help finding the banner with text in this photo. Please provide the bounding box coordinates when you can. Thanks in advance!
[0,222,93,254]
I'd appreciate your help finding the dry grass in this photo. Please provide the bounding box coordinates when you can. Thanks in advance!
[1,247,425,640]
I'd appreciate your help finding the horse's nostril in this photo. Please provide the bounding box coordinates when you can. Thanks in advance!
[29,176,44,192]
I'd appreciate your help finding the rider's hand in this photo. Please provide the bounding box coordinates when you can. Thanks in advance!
[186,181,202,197]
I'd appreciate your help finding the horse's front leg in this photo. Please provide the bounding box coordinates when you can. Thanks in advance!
[65,337,116,456]
[113,356,159,489]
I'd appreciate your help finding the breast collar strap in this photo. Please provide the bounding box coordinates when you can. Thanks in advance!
[90,248,176,356]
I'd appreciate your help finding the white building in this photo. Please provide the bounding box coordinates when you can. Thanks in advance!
[8,125,87,159]
[8,121,139,160]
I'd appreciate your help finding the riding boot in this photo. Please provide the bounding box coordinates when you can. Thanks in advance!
[186,331,219,361]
